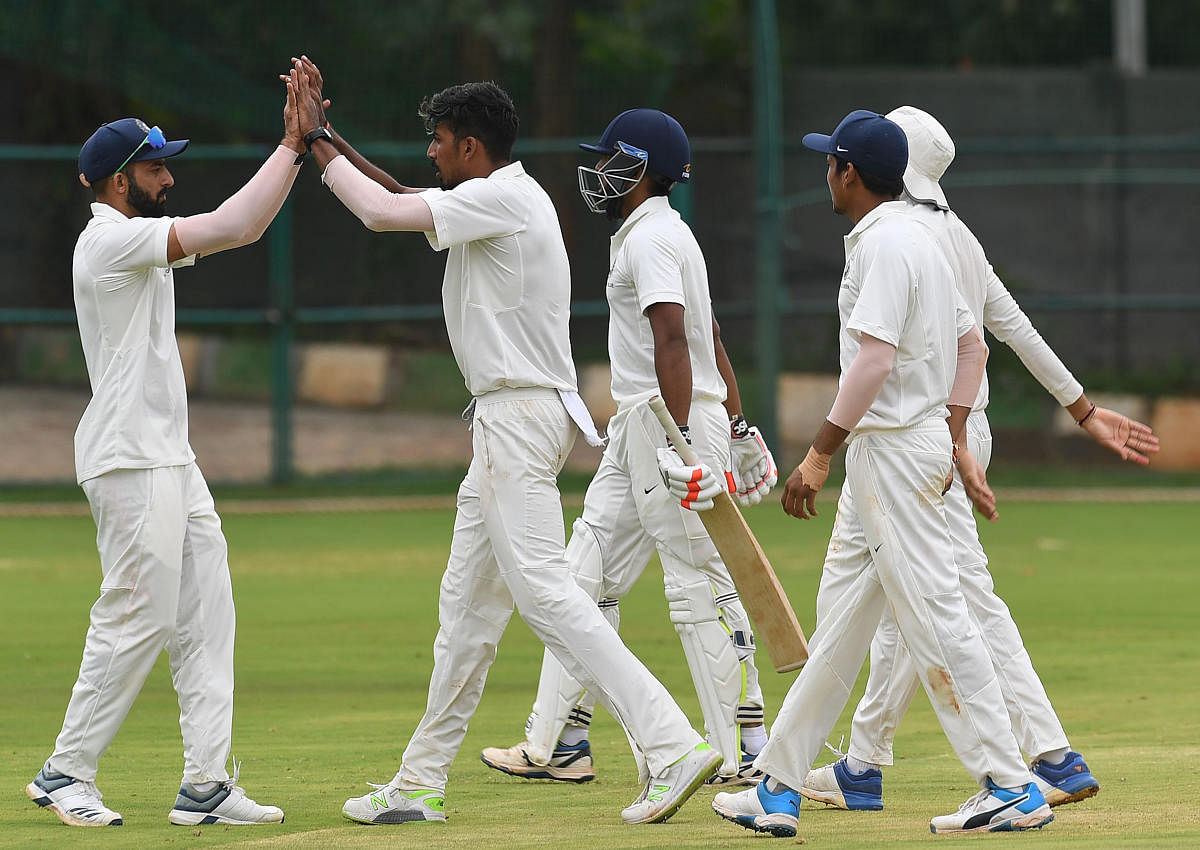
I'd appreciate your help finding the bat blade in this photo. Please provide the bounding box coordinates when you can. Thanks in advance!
[648,396,809,672]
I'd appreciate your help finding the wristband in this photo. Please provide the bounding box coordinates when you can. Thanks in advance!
[797,446,831,491]
[303,126,334,152]
[670,424,691,447]
[730,415,749,440]
[952,442,961,466]
[1076,403,1097,427]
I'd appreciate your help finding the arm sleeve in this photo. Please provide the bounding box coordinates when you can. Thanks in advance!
[320,155,434,232]
[827,334,896,431]
[949,325,988,408]
[172,146,300,258]
[982,265,1083,406]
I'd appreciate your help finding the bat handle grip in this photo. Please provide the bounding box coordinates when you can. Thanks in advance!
[647,395,701,466]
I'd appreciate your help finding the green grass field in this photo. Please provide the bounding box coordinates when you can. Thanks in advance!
[2,495,1198,848]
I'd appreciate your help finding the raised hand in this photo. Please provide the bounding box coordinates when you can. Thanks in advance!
[290,65,322,134]
[298,55,332,113]
[282,71,303,153]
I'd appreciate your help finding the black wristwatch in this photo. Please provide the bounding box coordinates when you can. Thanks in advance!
[303,126,334,152]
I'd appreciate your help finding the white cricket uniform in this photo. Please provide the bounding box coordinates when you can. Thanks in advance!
[48,203,235,784]
[393,165,702,793]
[519,196,761,774]
[755,200,1032,791]
[847,200,1082,767]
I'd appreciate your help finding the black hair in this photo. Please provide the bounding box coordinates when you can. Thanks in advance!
[418,81,519,162]
[834,156,903,199]
[646,171,676,198]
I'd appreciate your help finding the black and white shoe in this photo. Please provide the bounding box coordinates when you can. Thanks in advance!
[26,765,123,827]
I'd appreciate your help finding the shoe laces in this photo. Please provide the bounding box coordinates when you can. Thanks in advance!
[822,733,847,761]
[956,787,993,813]
[78,779,104,802]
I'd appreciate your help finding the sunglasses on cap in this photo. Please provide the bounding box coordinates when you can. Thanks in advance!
[110,125,167,178]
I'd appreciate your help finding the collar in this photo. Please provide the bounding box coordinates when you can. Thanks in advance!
[90,201,133,221]
[844,199,908,254]
[487,161,525,180]
[613,195,673,239]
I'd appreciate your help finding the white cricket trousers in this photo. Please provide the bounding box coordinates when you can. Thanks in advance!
[48,463,235,784]
[755,420,1031,791]
[523,399,761,763]
[848,411,1070,766]
[395,388,701,793]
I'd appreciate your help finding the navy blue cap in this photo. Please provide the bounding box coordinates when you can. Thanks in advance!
[78,118,189,183]
[580,108,691,182]
[802,109,908,183]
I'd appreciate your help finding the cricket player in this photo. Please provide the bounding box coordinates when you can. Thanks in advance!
[799,105,1158,813]
[712,109,1055,837]
[478,108,778,787]
[26,70,313,828]
[287,61,722,826]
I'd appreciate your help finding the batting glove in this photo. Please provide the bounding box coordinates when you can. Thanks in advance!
[656,447,723,512]
[729,416,778,506]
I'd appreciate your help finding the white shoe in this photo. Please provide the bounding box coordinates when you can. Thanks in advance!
[168,763,283,826]
[342,782,446,825]
[929,780,1053,834]
[480,739,595,783]
[26,766,123,827]
[621,743,723,825]
[712,779,800,838]
[800,757,883,810]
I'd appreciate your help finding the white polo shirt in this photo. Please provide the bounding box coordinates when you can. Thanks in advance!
[605,196,726,407]
[838,200,975,433]
[72,203,198,483]
[422,161,578,397]
[905,200,1082,412]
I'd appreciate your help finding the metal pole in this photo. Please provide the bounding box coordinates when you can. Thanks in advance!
[267,199,294,483]
[1113,0,1147,77]
[752,0,783,445]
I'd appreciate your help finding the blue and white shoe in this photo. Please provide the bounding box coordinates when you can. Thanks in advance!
[26,765,123,826]
[929,779,1053,834]
[480,739,595,783]
[705,742,764,786]
[712,777,800,838]
[800,757,883,810]
[168,761,283,825]
[1031,751,1099,807]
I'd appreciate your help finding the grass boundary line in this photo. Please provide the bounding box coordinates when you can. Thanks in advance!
[3,487,1200,518]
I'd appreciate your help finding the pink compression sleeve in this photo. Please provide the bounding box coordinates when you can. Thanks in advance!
[949,326,988,408]
[173,146,300,257]
[827,334,896,431]
[321,156,433,232]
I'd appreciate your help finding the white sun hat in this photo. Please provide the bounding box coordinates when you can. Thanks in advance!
[885,105,954,210]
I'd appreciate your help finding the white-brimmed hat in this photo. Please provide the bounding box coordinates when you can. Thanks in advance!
[885,106,954,210]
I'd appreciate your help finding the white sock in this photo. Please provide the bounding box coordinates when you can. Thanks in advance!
[558,725,588,747]
[740,724,767,755]
[764,776,795,794]
[1036,747,1071,765]
[845,755,879,775]
[189,781,219,794]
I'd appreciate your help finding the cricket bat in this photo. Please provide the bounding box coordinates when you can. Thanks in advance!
[648,396,809,673]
